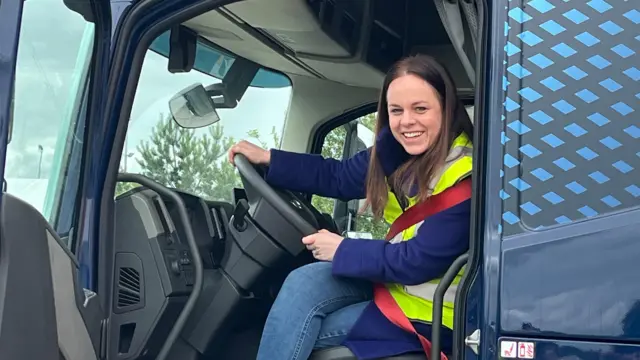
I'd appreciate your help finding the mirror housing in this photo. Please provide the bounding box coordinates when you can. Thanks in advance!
[169,84,220,129]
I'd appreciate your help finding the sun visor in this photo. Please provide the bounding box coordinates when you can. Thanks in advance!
[150,31,291,88]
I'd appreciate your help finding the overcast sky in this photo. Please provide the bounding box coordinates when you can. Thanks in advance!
[6,0,290,199]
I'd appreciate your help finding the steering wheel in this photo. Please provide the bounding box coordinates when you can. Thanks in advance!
[233,153,320,237]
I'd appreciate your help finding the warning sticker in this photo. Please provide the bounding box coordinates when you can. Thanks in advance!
[518,342,535,359]
[500,340,517,358]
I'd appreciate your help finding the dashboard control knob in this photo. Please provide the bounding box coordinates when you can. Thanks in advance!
[170,260,181,275]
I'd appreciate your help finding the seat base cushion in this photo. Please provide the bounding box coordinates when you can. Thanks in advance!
[310,346,427,360]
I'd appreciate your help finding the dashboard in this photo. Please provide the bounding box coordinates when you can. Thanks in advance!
[163,189,229,269]
[109,184,319,359]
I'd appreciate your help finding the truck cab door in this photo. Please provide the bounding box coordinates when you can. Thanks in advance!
[468,0,640,359]
[0,0,112,358]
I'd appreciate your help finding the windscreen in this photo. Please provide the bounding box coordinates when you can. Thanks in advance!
[119,32,293,203]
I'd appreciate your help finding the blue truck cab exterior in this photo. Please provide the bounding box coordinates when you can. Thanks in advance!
[0,0,638,359]
[475,0,640,359]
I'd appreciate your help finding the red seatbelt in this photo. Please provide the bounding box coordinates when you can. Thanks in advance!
[373,178,472,360]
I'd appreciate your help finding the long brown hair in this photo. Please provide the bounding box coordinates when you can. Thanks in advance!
[365,54,473,218]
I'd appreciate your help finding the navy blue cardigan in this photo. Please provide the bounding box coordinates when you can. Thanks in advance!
[265,127,470,359]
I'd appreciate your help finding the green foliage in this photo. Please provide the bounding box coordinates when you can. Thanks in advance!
[115,181,139,195]
[359,112,377,131]
[115,114,275,202]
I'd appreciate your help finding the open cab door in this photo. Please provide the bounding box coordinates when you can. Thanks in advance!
[0,0,112,358]
[452,0,640,359]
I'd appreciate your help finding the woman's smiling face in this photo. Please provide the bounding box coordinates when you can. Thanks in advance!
[386,74,443,155]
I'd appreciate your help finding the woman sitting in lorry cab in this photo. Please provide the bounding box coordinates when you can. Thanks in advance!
[229,54,473,360]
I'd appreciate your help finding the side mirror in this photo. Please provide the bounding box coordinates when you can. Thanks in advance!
[169,83,220,129]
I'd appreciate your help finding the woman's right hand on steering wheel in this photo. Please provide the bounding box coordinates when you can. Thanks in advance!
[228,140,271,166]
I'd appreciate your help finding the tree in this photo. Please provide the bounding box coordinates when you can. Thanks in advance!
[115,113,274,202]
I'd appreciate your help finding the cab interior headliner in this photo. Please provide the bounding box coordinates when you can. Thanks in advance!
[184,0,475,92]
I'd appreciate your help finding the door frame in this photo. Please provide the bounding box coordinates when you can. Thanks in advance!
[64,0,115,290]
[451,0,499,359]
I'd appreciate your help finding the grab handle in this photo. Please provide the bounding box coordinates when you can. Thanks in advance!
[431,253,468,360]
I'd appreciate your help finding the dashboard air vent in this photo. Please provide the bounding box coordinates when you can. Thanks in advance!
[117,267,141,308]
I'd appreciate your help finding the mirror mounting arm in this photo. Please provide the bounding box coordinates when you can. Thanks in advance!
[221,57,259,102]
[204,57,260,109]
[204,84,237,109]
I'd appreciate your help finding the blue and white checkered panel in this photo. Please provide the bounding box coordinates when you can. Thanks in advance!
[500,0,639,237]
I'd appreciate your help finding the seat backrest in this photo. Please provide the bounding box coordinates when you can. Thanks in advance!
[0,193,100,360]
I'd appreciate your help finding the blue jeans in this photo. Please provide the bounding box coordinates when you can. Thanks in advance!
[257,262,372,360]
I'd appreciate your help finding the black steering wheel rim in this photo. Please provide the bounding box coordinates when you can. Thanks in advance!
[233,153,318,236]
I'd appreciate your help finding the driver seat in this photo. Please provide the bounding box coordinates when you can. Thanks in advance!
[310,347,426,360]
[0,193,102,360]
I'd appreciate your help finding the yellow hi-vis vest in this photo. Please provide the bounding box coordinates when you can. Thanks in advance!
[382,132,472,330]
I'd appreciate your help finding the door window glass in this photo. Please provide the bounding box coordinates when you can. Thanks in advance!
[312,113,389,239]
[6,0,94,229]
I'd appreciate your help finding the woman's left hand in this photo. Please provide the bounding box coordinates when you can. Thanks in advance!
[302,229,344,261]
